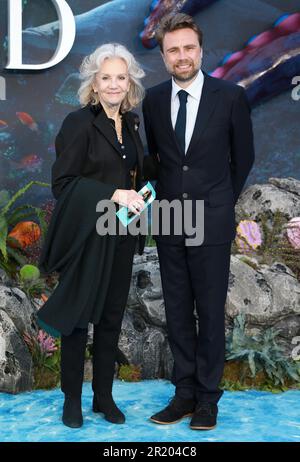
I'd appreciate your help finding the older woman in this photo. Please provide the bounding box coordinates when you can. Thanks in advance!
[38,43,146,428]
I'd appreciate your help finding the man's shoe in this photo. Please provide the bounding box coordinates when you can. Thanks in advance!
[190,402,218,430]
[93,393,125,424]
[62,395,83,428]
[150,395,195,424]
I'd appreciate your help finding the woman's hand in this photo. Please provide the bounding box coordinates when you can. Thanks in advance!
[111,189,146,215]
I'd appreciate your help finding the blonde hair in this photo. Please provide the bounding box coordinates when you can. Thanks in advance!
[78,43,145,112]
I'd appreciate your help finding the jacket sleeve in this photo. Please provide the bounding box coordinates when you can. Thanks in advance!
[51,112,89,200]
[142,96,160,181]
[229,87,255,204]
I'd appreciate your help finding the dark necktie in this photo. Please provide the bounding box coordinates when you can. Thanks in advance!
[175,89,188,154]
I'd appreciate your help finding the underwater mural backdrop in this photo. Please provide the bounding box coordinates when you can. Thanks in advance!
[0,0,299,209]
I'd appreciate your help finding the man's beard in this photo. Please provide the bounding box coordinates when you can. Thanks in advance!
[171,62,200,83]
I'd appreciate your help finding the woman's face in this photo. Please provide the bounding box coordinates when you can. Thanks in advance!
[93,57,130,109]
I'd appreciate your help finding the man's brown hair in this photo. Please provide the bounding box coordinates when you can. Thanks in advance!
[155,13,203,52]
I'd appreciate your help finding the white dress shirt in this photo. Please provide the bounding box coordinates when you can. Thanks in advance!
[171,69,204,154]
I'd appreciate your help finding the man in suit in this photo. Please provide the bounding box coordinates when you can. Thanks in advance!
[142,13,255,430]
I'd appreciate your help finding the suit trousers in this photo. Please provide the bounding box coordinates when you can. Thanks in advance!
[60,233,137,398]
[156,240,232,403]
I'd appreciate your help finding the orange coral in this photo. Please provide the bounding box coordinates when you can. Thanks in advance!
[8,221,41,249]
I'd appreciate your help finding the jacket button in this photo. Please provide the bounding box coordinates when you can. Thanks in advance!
[182,165,189,171]
[182,192,188,199]
[122,155,126,159]
[121,145,125,149]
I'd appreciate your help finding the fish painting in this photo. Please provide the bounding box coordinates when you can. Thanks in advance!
[16,112,39,131]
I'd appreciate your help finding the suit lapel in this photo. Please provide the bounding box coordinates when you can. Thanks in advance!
[92,108,123,157]
[185,73,220,159]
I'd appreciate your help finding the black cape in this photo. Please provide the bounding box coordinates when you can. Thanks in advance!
[37,175,119,338]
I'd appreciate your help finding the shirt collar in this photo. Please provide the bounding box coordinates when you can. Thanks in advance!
[171,69,204,102]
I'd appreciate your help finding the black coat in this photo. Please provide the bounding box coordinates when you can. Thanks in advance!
[52,104,144,209]
[143,71,255,245]
[37,104,145,337]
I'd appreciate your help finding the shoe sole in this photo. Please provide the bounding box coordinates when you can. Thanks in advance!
[150,413,194,425]
[190,424,217,430]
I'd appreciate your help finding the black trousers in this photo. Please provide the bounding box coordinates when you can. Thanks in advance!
[60,234,137,398]
[156,241,232,404]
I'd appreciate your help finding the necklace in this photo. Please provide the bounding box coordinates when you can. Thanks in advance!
[109,114,123,144]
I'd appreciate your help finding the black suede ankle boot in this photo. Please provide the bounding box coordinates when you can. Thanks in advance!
[62,395,83,428]
[93,393,125,424]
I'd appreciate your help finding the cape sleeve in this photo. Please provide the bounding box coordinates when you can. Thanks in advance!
[39,111,118,275]
[51,112,86,200]
[37,176,118,337]
[37,112,139,336]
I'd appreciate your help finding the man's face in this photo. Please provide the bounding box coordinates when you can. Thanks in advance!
[161,28,202,84]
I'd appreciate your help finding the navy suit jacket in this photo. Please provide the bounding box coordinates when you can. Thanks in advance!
[143,71,255,245]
